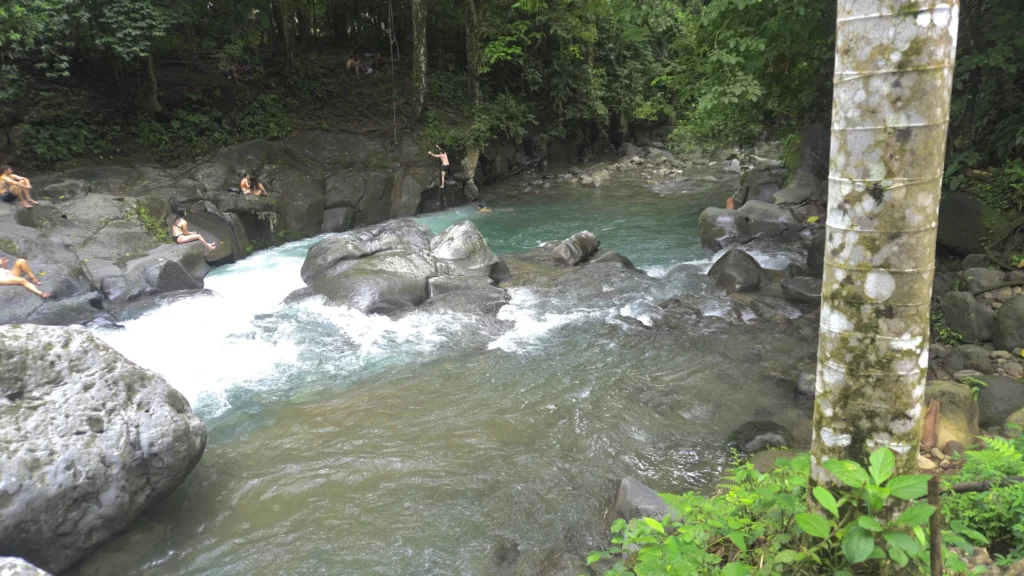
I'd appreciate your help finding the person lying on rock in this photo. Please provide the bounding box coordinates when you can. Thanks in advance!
[428,145,451,188]
[240,174,268,196]
[0,255,49,298]
[1,164,38,208]
[171,210,217,251]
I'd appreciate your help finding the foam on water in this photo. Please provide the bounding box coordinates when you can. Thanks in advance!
[487,288,599,353]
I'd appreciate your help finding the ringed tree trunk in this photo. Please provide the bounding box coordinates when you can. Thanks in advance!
[811,0,960,486]
[412,0,427,121]
[465,0,481,106]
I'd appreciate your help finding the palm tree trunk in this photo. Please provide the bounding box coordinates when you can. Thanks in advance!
[811,0,960,485]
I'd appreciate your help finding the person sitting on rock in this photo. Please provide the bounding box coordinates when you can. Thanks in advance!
[0,164,38,209]
[428,145,451,188]
[240,174,268,196]
[476,203,492,213]
[346,55,361,77]
[0,255,49,298]
[171,210,217,251]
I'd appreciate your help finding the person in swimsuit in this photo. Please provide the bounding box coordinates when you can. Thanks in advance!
[427,145,451,188]
[476,203,492,213]
[0,255,49,298]
[171,210,218,250]
[240,174,268,196]
[1,164,38,208]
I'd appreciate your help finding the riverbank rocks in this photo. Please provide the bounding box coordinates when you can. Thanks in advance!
[945,345,993,374]
[781,277,822,304]
[727,420,792,453]
[697,201,799,254]
[0,558,51,576]
[961,268,1006,294]
[976,375,1024,428]
[0,325,206,574]
[550,231,600,266]
[995,295,1024,351]
[943,291,996,343]
[938,193,998,256]
[708,249,763,294]
[925,381,980,448]
[605,477,671,527]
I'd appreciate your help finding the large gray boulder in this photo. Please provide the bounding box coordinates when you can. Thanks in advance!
[960,268,1005,294]
[995,295,1024,351]
[707,249,763,294]
[0,325,206,574]
[550,231,600,266]
[430,221,503,280]
[945,345,993,374]
[605,477,671,527]
[781,277,822,304]
[0,557,51,576]
[732,166,787,207]
[301,219,434,282]
[773,170,825,206]
[942,291,996,343]
[697,207,742,253]
[938,193,997,257]
[735,200,798,239]
[977,375,1024,428]
[421,277,510,317]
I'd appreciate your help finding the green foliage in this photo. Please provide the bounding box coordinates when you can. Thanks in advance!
[134,202,169,243]
[95,0,176,61]
[588,449,987,575]
[422,93,534,156]
[942,429,1024,564]
[18,90,121,165]
[931,308,964,346]
[135,90,290,161]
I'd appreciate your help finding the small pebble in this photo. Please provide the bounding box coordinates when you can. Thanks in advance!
[940,459,951,469]
[930,447,945,460]
[992,302,1003,310]
[991,350,1012,360]
[983,292,995,300]
[918,454,937,471]
[1014,286,1023,295]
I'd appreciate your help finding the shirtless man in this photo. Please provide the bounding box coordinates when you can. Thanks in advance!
[346,55,361,77]
[171,210,218,251]
[427,145,451,188]
[0,255,49,298]
[0,165,38,208]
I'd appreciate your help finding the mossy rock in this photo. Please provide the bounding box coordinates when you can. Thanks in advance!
[925,380,980,447]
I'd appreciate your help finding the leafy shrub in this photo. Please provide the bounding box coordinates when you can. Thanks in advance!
[588,449,986,575]
[942,428,1024,565]
[227,93,291,140]
[19,91,120,165]
[421,93,535,156]
[931,308,964,346]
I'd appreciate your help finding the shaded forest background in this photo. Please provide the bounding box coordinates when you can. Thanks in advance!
[0,0,1021,203]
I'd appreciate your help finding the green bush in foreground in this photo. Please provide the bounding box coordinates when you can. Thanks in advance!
[588,448,988,575]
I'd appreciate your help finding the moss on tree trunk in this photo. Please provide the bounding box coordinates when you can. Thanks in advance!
[811,0,960,487]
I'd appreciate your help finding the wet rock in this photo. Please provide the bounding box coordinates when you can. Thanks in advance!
[977,375,1024,428]
[321,206,357,234]
[961,268,1006,294]
[938,193,998,256]
[0,325,206,574]
[707,249,763,294]
[942,291,996,343]
[946,345,994,374]
[605,477,671,527]
[536,549,587,576]
[697,207,742,253]
[273,166,326,242]
[734,200,798,240]
[732,166,787,207]
[727,420,793,453]
[589,249,636,270]
[550,231,600,267]
[725,158,742,174]
[781,277,822,304]
[995,295,1024,351]
[282,287,315,305]
[925,381,980,448]
[431,221,502,279]
[421,284,510,317]
[309,250,435,315]
[23,292,106,326]
[0,557,51,576]
[806,229,826,278]
[795,372,816,398]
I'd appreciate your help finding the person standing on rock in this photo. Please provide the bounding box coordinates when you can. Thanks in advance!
[0,164,38,208]
[0,255,49,298]
[428,145,451,189]
[171,210,218,251]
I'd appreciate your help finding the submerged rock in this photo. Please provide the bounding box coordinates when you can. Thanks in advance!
[0,325,206,574]
[727,420,793,453]
[589,249,636,270]
[707,249,763,294]
[550,231,600,266]
[536,549,587,576]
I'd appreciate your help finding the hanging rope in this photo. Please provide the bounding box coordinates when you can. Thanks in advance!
[387,0,398,145]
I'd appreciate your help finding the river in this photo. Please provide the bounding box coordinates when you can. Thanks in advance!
[81,166,815,575]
